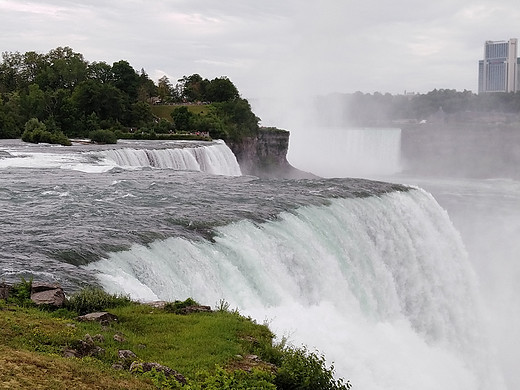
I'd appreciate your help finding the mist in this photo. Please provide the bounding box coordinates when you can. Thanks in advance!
[253,90,520,389]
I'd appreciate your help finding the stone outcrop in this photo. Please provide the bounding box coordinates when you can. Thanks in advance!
[30,282,65,307]
[227,127,316,179]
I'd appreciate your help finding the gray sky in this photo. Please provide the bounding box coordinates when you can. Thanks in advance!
[1,0,519,100]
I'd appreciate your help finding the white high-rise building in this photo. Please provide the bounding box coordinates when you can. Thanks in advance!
[478,38,518,93]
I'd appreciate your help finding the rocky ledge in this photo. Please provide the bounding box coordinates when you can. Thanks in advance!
[227,127,316,179]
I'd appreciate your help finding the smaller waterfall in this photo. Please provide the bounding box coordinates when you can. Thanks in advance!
[99,141,242,176]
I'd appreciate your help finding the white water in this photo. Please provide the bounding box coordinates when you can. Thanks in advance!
[99,140,241,176]
[0,140,241,176]
[287,127,402,178]
[86,188,497,389]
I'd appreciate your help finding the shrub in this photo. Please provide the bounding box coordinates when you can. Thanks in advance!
[6,277,34,307]
[274,346,351,390]
[89,129,118,144]
[189,366,275,390]
[21,118,71,146]
[164,298,199,314]
[66,286,131,315]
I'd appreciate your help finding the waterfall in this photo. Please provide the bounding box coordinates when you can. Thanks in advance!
[99,140,241,176]
[85,188,499,389]
[288,127,402,178]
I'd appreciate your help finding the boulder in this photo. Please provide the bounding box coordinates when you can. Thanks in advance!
[30,282,65,307]
[77,312,118,325]
[0,283,10,300]
[130,362,187,385]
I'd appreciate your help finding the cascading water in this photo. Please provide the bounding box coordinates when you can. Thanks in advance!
[99,140,241,176]
[287,127,402,178]
[85,188,497,389]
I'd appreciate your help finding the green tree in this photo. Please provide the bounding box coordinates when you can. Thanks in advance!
[206,77,239,102]
[171,106,193,131]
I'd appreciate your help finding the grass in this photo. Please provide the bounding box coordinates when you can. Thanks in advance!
[0,287,351,389]
[0,345,154,390]
[151,104,210,122]
[0,300,274,388]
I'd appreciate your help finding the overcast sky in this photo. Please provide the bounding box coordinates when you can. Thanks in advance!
[1,1,519,101]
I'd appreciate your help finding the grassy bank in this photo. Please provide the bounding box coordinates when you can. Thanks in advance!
[0,285,351,389]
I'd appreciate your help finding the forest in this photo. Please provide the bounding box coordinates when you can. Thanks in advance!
[316,89,520,126]
[0,47,260,144]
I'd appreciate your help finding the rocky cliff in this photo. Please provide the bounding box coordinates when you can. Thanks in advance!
[227,127,315,179]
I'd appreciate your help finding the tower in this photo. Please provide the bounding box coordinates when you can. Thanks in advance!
[478,38,518,93]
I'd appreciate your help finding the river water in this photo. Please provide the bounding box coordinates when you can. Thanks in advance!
[0,134,517,389]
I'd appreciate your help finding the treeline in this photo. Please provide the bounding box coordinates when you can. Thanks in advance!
[0,47,259,142]
[316,89,520,126]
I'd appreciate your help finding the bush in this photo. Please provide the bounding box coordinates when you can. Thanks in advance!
[89,129,118,144]
[274,346,351,390]
[21,118,71,146]
[7,277,34,307]
[66,287,131,315]
[164,298,199,314]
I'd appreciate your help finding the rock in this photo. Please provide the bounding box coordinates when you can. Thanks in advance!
[177,305,212,314]
[130,362,187,385]
[143,301,168,309]
[113,333,125,343]
[30,282,65,307]
[63,334,105,358]
[112,363,125,370]
[118,349,137,360]
[77,312,118,325]
[0,283,10,300]
[93,334,105,343]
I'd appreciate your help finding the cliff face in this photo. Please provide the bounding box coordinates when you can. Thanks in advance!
[227,128,315,179]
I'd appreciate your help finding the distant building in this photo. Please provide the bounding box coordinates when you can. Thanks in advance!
[478,38,518,93]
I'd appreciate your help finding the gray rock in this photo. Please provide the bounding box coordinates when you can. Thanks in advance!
[113,333,125,343]
[30,283,65,307]
[77,312,118,325]
[118,349,137,360]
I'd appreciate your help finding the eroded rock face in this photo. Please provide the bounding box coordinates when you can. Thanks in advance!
[30,282,65,307]
[228,128,314,178]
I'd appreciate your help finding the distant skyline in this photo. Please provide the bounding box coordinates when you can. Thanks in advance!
[1,0,519,101]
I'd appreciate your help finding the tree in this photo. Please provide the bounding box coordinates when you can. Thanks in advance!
[171,106,193,131]
[157,75,173,102]
[206,77,239,102]
[111,60,140,101]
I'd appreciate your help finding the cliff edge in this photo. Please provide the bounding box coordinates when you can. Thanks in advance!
[227,127,316,179]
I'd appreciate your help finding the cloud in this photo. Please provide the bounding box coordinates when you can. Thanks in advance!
[1,0,520,100]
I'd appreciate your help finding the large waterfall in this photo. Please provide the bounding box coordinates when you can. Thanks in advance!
[85,188,495,389]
